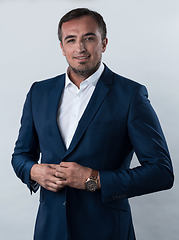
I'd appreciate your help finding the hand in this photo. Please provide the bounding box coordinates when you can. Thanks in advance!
[30,163,65,192]
[54,162,92,190]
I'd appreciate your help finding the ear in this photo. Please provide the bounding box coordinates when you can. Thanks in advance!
[60,42,66,56]
[102,38,108,53]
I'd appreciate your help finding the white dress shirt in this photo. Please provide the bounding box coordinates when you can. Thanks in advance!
[57,63,104,149]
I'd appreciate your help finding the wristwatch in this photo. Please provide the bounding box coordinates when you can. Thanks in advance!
[85,169,98,192]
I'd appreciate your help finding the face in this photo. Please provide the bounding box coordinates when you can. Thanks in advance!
[60,15,108,79]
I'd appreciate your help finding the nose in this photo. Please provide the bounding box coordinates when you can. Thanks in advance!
[76,40,86,52]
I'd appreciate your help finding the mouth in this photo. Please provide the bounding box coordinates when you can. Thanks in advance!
[75,55,90,61]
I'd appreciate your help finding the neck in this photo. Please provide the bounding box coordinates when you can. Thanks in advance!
[68,69,88,89]
[68,63,101,88]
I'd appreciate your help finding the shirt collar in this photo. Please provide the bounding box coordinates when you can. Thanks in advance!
[65,63,104,89]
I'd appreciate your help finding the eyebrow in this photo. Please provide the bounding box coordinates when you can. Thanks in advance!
[64,35,76,42]
[64,32,97,42]
[84,33,97,37]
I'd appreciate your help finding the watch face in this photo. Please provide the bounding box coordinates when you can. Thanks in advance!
[86,180,97,192]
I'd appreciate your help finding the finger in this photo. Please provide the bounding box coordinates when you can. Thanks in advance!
[46,184,63,192]
[55,171,67,179]
[42,165,57,176]
[48,174,63,184]
[48,164,59,169]
[59,161,72,168]
[56,179,68,188]
[42,178,64,192]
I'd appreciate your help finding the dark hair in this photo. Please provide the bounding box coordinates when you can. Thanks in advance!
[58,8,107,42]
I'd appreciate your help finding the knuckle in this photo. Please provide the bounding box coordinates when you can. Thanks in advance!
[56,179,60,185]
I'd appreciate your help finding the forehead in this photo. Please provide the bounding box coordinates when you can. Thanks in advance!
[61,15,100,39]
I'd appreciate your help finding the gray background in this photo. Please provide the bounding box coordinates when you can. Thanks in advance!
[0,0,178,239]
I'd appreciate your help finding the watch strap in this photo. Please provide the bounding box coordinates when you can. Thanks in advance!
[91,169,98,178]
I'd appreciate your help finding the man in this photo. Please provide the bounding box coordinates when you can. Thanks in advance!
[12,8,174,240]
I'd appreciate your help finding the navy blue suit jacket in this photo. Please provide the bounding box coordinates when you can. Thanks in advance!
[12,65,174,240]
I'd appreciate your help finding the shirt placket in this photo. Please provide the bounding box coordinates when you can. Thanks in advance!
[66,87,83,148]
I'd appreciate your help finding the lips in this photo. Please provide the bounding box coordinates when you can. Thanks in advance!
[77,56,88,59]
[75,55,90,60]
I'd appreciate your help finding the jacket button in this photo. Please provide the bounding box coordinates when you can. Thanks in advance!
[121,195,127,199]
[63,201,66,206]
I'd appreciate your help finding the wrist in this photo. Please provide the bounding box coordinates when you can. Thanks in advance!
[97,172,101,189]
[85,169,100,192]
[30,164,38,182]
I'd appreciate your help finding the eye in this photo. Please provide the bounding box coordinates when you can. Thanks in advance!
[66,39,75,44]
[85,37,94,41]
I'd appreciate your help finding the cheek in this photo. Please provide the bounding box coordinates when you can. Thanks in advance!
[93,48,103,60]
[65,47,76,58]
[93,43,103,56]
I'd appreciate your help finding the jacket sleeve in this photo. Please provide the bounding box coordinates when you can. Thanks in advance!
[99,85,174,203]
[11,83,40,193]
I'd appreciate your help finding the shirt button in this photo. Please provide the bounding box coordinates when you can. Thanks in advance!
[72,114,76,118]
[78,94,81,97]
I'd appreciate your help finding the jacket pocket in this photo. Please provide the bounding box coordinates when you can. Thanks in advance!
[89,120,119,130]
[101,199,129,211]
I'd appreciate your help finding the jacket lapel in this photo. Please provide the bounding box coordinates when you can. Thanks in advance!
[48,74,67,159]
[63,66,113,159]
